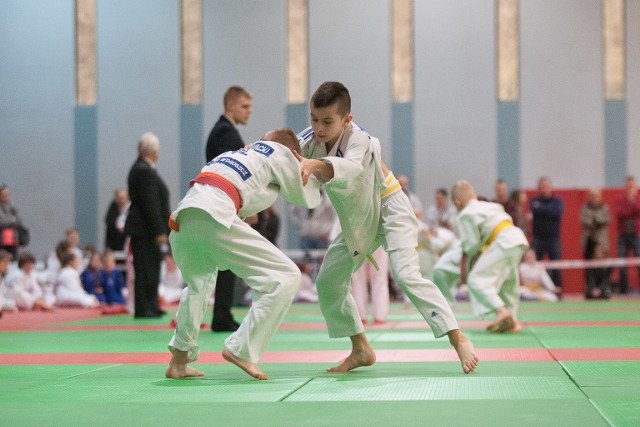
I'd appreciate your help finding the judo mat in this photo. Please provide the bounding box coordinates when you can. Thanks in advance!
[1,297,639,426]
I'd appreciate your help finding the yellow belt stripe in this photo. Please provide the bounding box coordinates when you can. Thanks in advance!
[381,182,401,198]
[482,219,513,251]
[384,173,395,186]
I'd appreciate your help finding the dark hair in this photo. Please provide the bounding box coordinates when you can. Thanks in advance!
[0,249,12,262]
[61,252,77,267]
[311,81,351,116]
[437,188,448,197]
[18,252,36,268]
[55,240,72,263]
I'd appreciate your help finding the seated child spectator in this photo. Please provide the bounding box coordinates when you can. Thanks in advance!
[81,251,105,303]
[518,249,559,302]
[99,249,128,313]
[46,240,72,288]
[55,252,99,308]
[294,260,318,303]
[585,244,613,300]
[5,252,55,310]
[0,249,18,316]
[158,251,186,305]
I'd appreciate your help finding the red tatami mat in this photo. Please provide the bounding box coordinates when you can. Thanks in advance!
[5,347,639,365]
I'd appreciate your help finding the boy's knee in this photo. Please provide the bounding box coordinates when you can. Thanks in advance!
[280,268,301,298]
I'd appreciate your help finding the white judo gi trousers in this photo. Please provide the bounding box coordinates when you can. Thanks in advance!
[168,208,300,363]
[317,192,459,339]
[466,228,527,318]
[432,245,463,305]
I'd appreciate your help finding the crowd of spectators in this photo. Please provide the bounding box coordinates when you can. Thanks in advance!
[2,164,640,321]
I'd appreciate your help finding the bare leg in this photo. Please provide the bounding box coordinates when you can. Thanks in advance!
[165,349,205,379]
[327,332,376,372]
[447,329,479,374]
[222,348,267,380]
[486,306,516,333]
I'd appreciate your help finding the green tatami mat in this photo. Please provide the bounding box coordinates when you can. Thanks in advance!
[285,376,584,401]
[2,299,639,426]
[370,328,544,349]
[0,362,609,426]
[0,327,544,354]
[0,400,609,427]
[560,361,640,386]
[590,398,640,427]
[528,326,640,348]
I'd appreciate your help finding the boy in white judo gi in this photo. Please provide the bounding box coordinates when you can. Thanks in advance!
[432,241,463,306]
[165,129,321,380]
[451,180,529,333]
[298,81,478,374]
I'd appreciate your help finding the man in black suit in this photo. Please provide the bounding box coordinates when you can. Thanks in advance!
[205,86,252,331]
[125,132,170,318]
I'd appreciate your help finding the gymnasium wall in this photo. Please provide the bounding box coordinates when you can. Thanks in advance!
[1,0,639,262]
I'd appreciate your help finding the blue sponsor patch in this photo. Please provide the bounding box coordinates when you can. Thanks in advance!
[213,156,252,181]
[252,142,274,157]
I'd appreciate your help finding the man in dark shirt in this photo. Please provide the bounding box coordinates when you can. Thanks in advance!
[492,179,518,222]
[615,176,640,294]
[125,132,170,318]
[529,176,564,295]
[204,86,252,331]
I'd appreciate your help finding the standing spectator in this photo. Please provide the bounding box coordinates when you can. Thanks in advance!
[125,132,170,318]
[529,176,564,294]
[492,179,518,222]
[205,86,252,162]
[580,188,610,293]
[0,183,28,259]
[64,228,85,272]
[398,175,424,215]
[581,188,610,258]
[585,243,613,299]
[204,86,252,332]
[105,188,130,251]
[615,175,640,294]
[510,189,531,240]
[425,188,458,231]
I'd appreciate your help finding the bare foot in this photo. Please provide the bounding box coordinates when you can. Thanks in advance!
[165,351,205,379]
[327,348,376,372]
[486,310,515,333]
[506,321,523,333]
[222,348,267,380]
[448,330,479,374]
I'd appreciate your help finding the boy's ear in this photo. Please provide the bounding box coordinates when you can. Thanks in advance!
[342,114,353,125]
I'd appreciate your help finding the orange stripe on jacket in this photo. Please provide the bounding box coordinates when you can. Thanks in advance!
[168,172,242,232]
